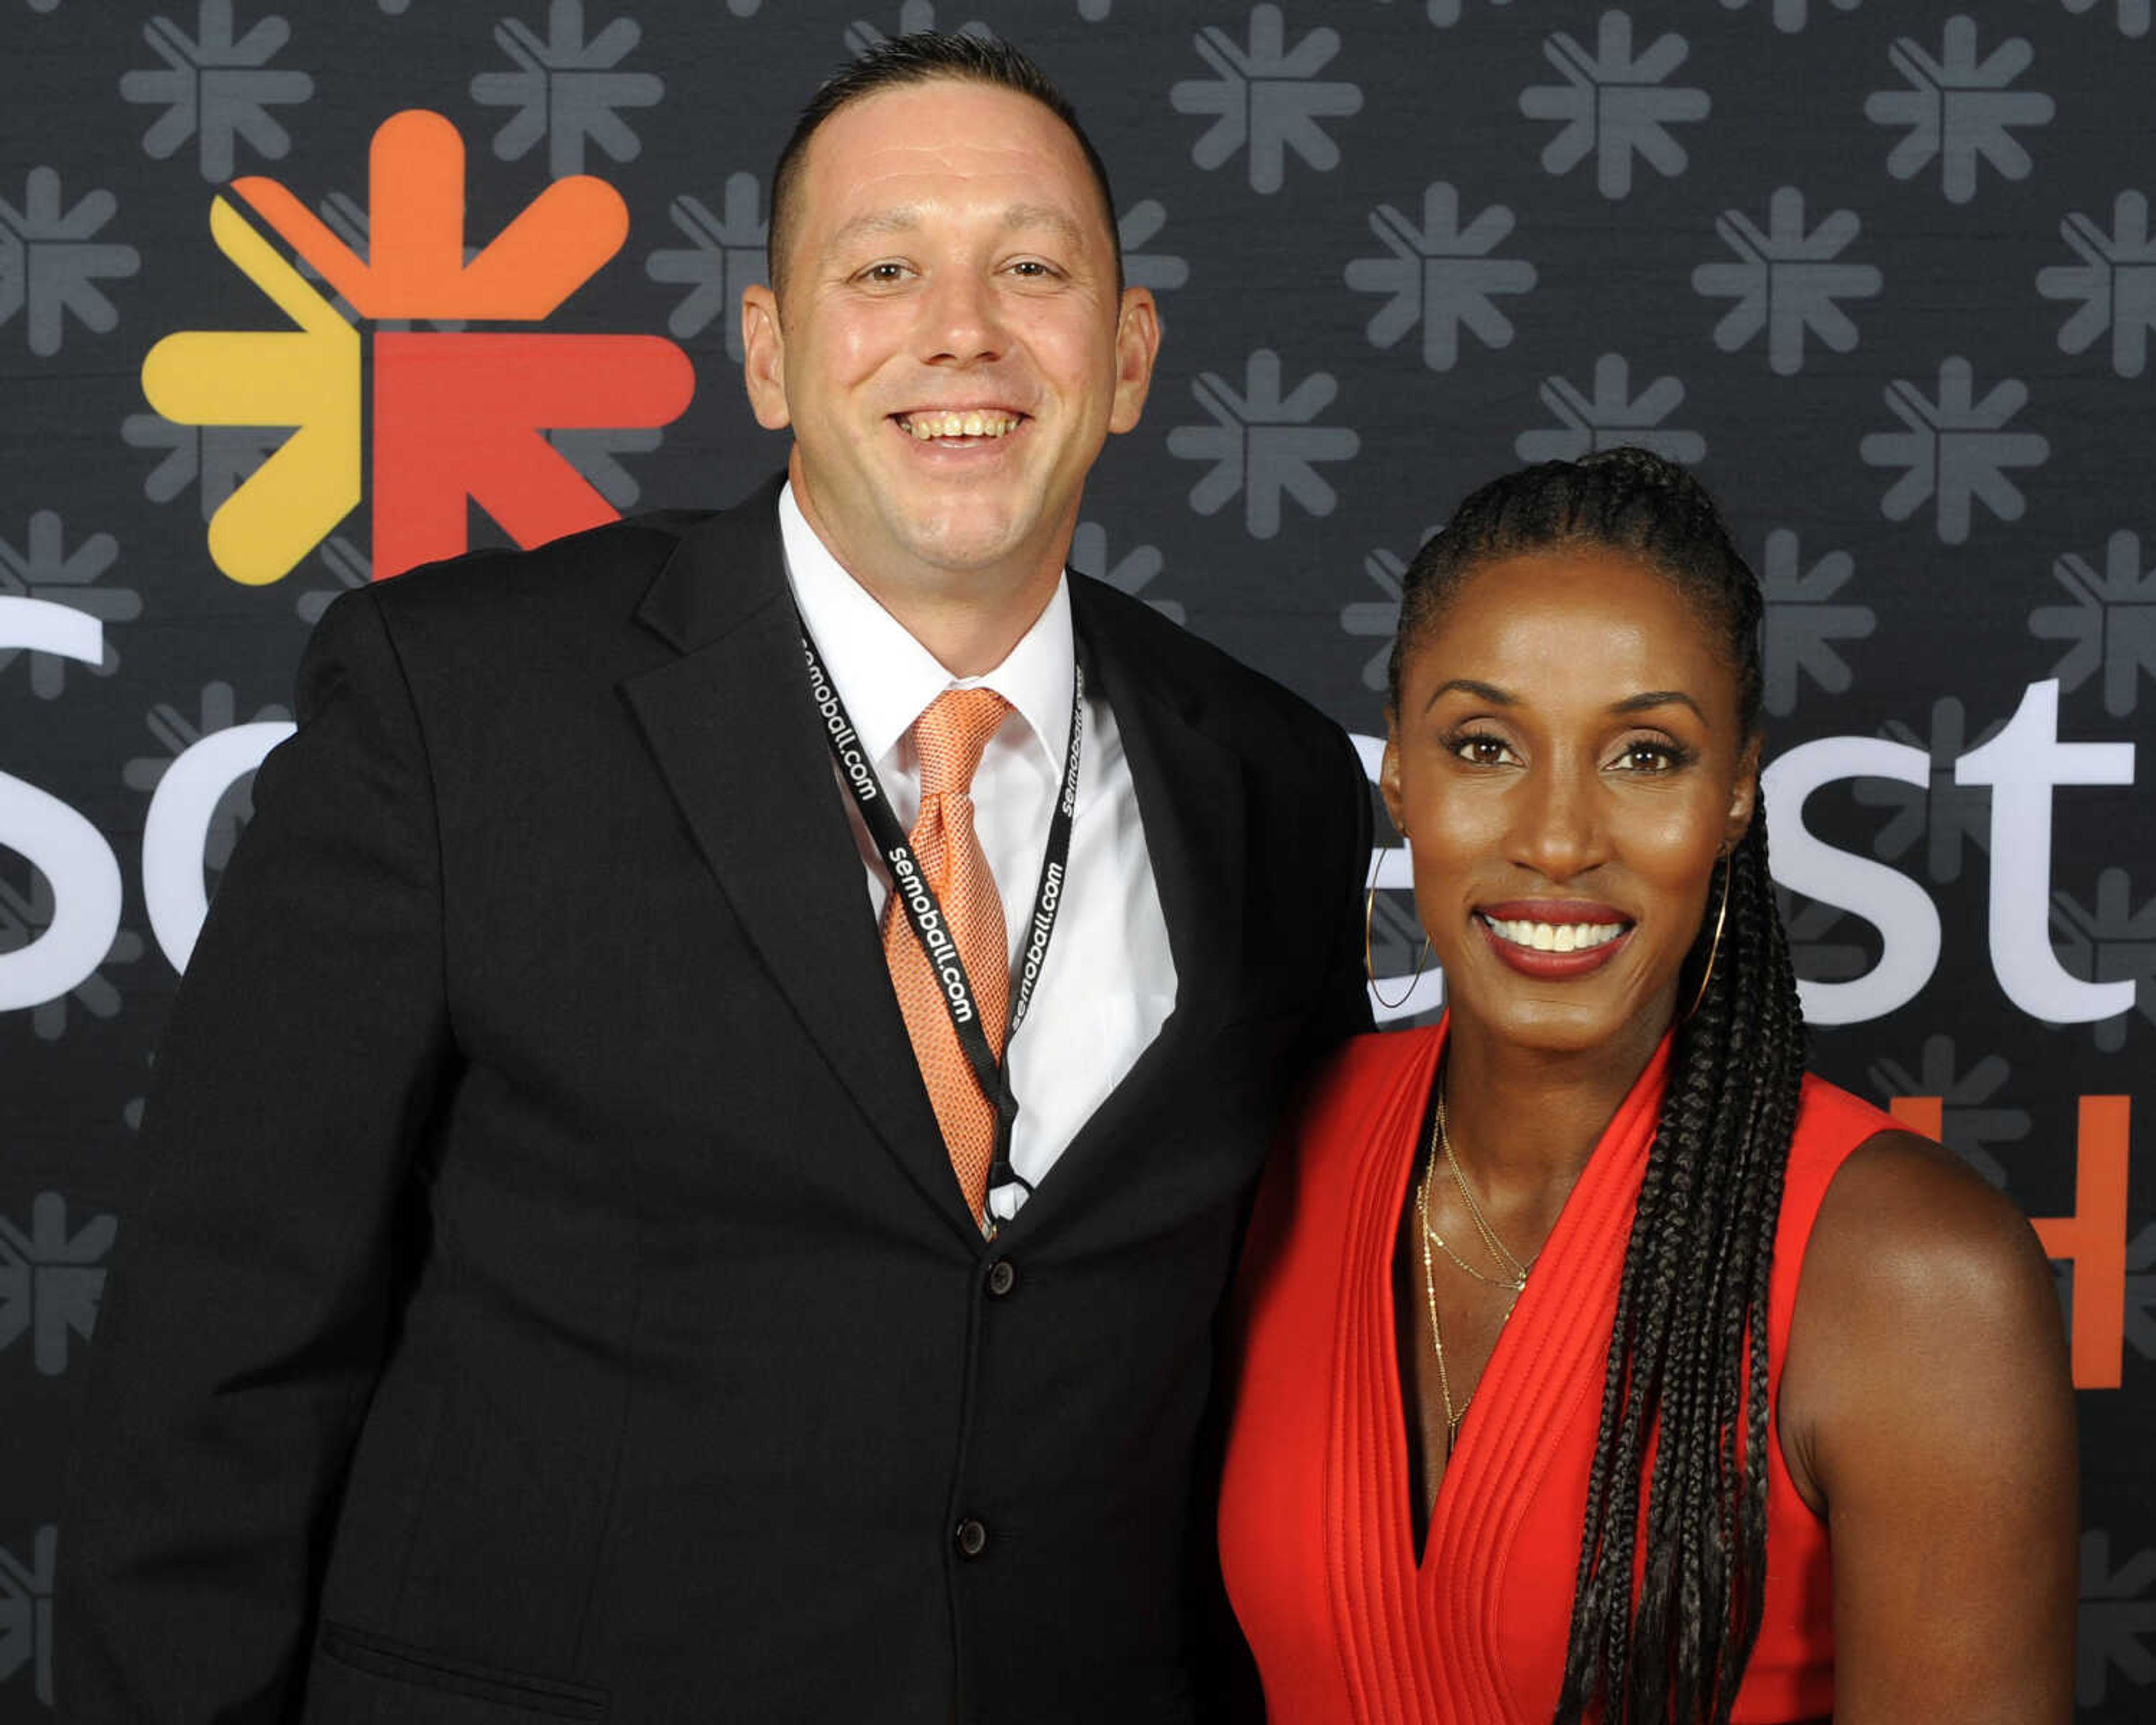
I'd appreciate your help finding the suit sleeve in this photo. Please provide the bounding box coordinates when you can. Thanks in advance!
[1191,717,1374,1723]
[56,586,454,1722]
[1306,720,1376,1055]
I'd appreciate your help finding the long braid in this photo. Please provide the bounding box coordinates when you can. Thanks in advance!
[1390,449,1808,1723]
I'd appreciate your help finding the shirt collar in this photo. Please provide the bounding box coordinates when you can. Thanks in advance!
[777,480,1075,777]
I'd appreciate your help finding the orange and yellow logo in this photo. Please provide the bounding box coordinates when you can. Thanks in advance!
[143,108,696,585]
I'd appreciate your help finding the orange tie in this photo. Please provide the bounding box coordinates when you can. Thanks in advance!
[884,687,1012,1224]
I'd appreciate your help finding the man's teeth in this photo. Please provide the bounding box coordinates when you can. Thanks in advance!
[903,410,1018,440]
[1481,915,1628,953]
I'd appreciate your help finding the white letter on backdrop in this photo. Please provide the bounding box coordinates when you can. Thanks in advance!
[1956,679,2135,1023]
[142,720,294,973]
[0,598,123,1012]
[1762,736,1941,1025]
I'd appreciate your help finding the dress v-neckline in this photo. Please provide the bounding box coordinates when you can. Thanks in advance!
[1381,1030,1530,1581]
[1316,1022,1673,1722]
[1368,1024,1675,1580]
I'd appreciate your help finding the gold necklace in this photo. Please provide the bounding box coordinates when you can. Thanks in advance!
[1419,1201,1522,1291]
[1437,1084,1536,1289]
[1415,1151,1473,1449]
[1414,1079,1535,1450]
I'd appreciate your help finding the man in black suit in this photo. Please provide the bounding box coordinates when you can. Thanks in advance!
[60,33,1369,1722]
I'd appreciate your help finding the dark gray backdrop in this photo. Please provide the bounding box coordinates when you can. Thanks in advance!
[4,1,2151,1714]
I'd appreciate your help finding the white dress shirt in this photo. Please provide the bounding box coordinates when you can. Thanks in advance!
[779,483,1177,1222]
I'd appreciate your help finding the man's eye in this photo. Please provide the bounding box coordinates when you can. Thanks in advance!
[861,262,908,283]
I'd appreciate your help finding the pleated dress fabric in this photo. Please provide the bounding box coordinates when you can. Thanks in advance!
[1218,1019,1894,1724]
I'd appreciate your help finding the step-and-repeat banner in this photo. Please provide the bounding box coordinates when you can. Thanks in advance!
[4,1,2150,1713]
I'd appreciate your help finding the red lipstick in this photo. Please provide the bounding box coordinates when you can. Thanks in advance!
[1474,900,1634,981]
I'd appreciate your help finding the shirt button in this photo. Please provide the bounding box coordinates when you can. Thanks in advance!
[985,1258,1017,1298]
[954,1518,988,1559]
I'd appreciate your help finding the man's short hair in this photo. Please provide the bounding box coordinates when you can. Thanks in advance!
[765,32,1124,305]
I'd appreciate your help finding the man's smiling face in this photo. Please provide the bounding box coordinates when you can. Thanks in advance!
[742,77,1158,610]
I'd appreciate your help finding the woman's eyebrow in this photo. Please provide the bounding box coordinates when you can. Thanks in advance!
[1422,677,1515,714]
[1610,689,1704,719]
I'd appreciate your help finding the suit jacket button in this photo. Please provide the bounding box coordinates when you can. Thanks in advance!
[954,1518,988,1559]
[985,1258,1017,1298]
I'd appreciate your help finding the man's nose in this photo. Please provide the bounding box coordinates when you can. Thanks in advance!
[918,268,1004,363]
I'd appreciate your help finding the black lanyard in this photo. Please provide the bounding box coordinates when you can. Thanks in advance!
[799,622,1084,1226]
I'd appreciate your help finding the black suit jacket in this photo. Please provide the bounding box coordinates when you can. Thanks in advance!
[57,478,1371,1723]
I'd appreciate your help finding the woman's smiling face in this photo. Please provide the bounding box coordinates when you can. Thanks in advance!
[1381,541,1760,1056]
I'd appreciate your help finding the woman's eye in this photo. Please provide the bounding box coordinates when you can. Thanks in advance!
[1450,734,1513,766]
[1614,742,1679,773]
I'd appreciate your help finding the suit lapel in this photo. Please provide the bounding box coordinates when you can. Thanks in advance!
[1079,587,1246,1027]
[997,580,1249,1236]
[620,480,979,1242]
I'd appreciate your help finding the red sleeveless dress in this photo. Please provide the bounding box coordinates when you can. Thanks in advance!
[1218,1021,1894,1724]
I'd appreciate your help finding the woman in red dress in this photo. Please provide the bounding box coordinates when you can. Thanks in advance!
[1217,449,2075,1724]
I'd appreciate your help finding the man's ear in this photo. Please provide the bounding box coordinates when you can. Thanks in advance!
[1725,734,1762,851]
[1106,287,1162,436]
[741,284,791,431]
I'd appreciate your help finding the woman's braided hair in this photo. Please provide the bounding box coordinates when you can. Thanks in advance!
[1387,448,1808,1724]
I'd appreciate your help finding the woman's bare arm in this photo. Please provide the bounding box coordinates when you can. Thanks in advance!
[1778,1129,2076,1724]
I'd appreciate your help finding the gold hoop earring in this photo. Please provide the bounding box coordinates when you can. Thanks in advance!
[1681,854,1733,1025]
[1366,885,1430,1011]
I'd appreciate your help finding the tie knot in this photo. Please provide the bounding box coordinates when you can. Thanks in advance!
[914,687,1011,798]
